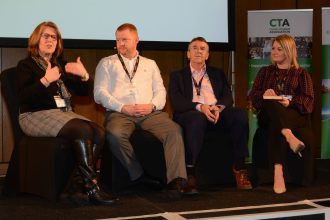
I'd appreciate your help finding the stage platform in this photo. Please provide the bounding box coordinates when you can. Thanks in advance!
[104,198,330,220]
[1,159,330,220]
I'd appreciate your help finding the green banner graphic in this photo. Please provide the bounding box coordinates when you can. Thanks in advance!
[321,45,330,158]
[321,8,330,159]
[247,10,313,162]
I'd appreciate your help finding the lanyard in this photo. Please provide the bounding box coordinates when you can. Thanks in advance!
[192,72,206,96]
[117,53,140,82]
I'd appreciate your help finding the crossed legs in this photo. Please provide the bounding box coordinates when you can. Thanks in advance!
[258,100,308,193]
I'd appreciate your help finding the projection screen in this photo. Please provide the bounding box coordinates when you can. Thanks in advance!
[0,0,235,50]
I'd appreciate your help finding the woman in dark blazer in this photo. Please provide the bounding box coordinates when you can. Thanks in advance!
[16,21,117,205]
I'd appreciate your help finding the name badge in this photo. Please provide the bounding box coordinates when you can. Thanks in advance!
[54,96,66,108]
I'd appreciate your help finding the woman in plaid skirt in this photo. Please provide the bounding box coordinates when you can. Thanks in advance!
[16,21,117,205]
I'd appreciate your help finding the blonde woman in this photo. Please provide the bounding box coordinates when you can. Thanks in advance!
[249,34,314,194]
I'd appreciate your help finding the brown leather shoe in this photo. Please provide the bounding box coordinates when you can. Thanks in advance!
[233,167,252,190]
[182,175,199,195]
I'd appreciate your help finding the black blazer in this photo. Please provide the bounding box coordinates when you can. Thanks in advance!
[17,57,90,113]
[169,65,233,115]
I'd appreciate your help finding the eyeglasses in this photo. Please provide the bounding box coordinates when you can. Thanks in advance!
[41,33,57,41]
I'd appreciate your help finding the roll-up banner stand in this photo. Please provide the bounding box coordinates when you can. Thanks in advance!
[247,9,313,161]
[321,7,330,159]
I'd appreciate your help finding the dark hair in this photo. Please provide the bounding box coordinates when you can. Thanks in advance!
[188,37,209,51]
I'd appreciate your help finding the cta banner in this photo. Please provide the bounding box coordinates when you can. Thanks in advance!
[247,9,313,160]
[321,7,330,158]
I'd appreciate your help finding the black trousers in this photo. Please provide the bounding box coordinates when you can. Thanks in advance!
[257,100,309,164]
[174,107,249,165]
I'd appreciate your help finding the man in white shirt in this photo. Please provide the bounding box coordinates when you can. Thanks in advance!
[94,23,187,194]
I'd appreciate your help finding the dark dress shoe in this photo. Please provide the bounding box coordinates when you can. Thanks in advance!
[182,175,199,195]
[87,186,118,205]
[162,177,186,200]
[134,174,163,190]
[233,167,252,190]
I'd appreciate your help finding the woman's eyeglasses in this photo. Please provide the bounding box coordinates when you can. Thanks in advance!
[41,33,57,41]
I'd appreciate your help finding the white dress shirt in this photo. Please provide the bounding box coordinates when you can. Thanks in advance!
[94,53,166,112]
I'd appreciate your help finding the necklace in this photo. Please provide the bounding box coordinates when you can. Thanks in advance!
[275,67,290,94]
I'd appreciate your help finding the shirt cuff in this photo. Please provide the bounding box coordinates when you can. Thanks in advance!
[81,72,89,81]
[217,105,225,110]
[196,104,202,112]
[152,103,156,112]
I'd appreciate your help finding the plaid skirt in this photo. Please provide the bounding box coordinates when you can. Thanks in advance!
[19,109,90,137]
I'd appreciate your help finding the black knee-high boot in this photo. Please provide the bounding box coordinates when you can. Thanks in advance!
[92,143,103,171]
[73,139,117,205]
[60,167,89,206]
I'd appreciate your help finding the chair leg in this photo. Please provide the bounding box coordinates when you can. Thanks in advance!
[2,147,20,196]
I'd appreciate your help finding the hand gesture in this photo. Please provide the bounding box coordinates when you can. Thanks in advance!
[44,61,60,83]
[65,57,88,78]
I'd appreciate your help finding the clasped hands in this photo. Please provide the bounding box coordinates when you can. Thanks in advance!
[263,89,290,107]
[201,104,222,124]
[121,104,153,117]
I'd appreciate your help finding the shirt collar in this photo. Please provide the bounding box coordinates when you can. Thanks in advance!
[120,51,139,63]
[190,63,206,76]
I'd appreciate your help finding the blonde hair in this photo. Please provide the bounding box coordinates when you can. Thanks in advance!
[271,34,299,69]
[27,21,63,58]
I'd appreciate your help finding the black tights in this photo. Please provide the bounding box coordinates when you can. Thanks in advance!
[57,119,105,147]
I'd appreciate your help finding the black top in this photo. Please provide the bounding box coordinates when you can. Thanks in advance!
[16,56,89,113]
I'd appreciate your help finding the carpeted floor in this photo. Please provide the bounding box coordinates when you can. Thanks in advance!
[1,160,330,220]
